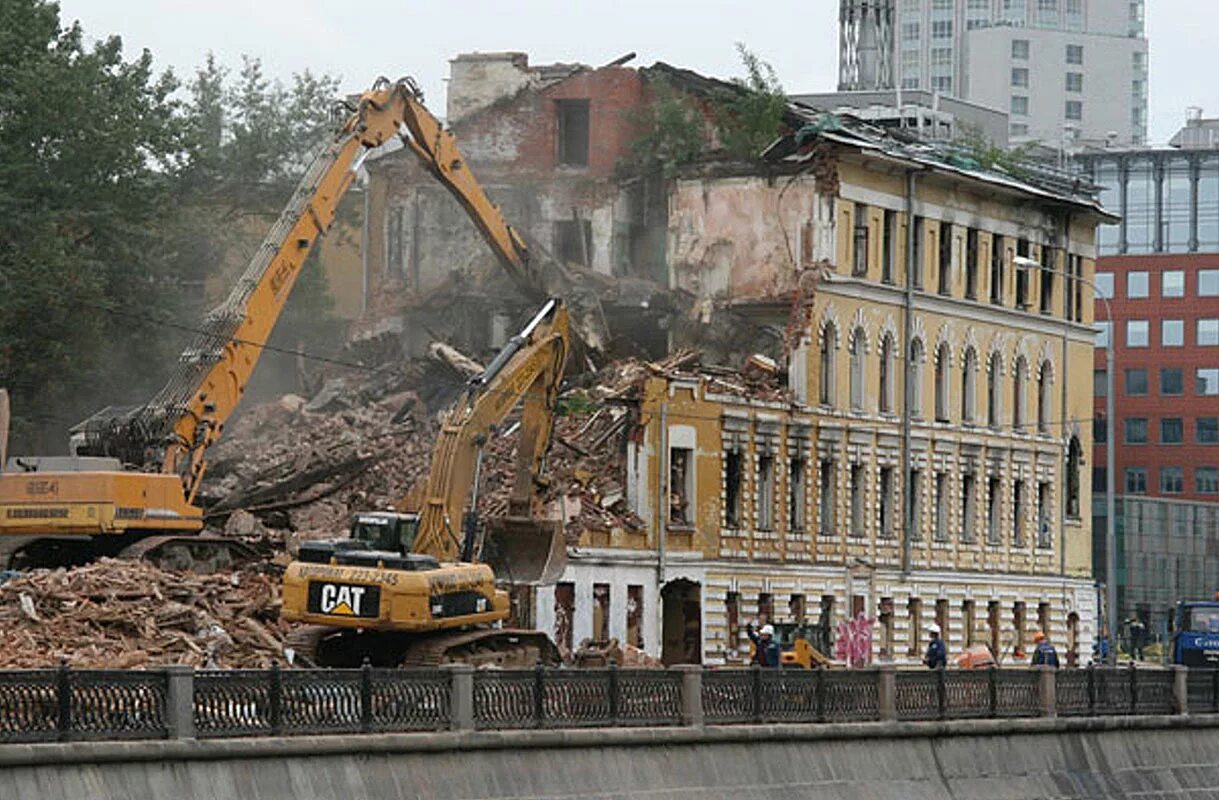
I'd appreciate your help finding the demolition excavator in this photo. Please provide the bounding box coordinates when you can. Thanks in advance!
[280,298,569,668]
[0,77,551,570]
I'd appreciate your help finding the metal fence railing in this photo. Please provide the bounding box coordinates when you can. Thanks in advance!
[0,662,1210,744]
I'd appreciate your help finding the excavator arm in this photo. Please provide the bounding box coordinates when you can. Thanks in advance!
[404,300,569,580]
[75,78,542,505]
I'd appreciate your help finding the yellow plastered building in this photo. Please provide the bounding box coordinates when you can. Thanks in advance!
[532,124,1112,668]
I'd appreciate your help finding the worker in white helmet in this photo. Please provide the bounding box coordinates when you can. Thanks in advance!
[924,622,947,669]
[746,620,781,667]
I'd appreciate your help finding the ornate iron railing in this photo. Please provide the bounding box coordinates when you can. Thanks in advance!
[0,663,1208,742]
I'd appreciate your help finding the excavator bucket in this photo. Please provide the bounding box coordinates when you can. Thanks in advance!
[481,516,567,585]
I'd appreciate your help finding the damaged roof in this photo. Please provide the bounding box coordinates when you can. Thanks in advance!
[767,105,1118,220]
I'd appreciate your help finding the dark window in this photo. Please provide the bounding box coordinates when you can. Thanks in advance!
[1093,415,1107,443]
[990,234,1005,304]
[853,204,870,277]
[556,99,590,166]
[1161,368,1184,395]
[879,466,894,538]
[1199,417,1219,444]
[1012,480,1025,546]
[938,221,952,295]
[1161,467,1184,494]
[1125,368,1148,396]
[554,219,592,265]
[725,450,743,527]
[882,210,896,284]
[790,458,806,531]
[1067,437,1081,518]
[965,228,979,299]
[962,473,977,542]
[987,476,1001,544]
[1039,247,1055,314]
[1094,369,1107,397]
[1092,466,1107,493]
[1124,418,1148,444]
[912,216,925,289]
[1125,468,1147,494]
[1197,467,1219,494]
[1161,418,1184,444]
[1015,239,1031,308]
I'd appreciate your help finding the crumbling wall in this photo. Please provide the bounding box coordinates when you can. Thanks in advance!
[667,173,826,303]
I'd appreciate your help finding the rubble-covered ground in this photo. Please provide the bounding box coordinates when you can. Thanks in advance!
[0,559,282,669]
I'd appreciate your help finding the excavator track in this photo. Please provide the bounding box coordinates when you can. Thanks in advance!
[289,626,562,669]
[117,534,259,573]
[0,532,258,572]
[400,628,561,668]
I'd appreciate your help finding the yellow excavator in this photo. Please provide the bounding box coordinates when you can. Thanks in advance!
[0,78,546,570]
[281,298,569,667]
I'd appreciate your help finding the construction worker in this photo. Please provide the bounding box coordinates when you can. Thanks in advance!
[1031,631,1060,668]
[924,623,947,669]
[746,622,781,667]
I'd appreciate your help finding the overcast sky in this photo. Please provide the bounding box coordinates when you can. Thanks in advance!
[53,0,1216,145]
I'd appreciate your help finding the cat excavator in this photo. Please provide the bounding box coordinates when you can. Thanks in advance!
[280,298,569,668]
[0,77,552,570]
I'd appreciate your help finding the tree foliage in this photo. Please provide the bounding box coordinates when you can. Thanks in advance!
[954,124,1040,178]
[716,44,788,162]
[0,0,188,448]
[625,78,707,177]
[0,1,344,450]
[625,44,788,175]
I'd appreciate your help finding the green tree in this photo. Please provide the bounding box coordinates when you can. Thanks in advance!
[625,78,707,177]
[0,0,188,449]
[716,44,788,161]
[170,55,343,395]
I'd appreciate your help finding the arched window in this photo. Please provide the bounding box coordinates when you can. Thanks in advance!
[961,348,978,424]
[987,352,1001,428]
[879,333,895,414]
[1037,361,1052,434]
[819,323,837,407]
[849,327,866,411]
[934,342,951,423]
[1012,356,1028,431]
[1067,436,1082,518]
[909,338,925,418]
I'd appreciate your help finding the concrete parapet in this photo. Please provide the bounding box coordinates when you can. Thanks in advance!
[673,665,703,728]
[163,665,195,740]
[877,663,897,721]
[444,664,475,732]
[1173,664,1189,715]
[1038,666,1056,718]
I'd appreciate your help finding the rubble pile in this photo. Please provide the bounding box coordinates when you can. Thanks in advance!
[0,345,789,669]
[0,559,282,668]
[200,346,789,545]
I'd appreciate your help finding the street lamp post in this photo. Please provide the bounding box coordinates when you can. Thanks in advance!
[1015,255,1115,664]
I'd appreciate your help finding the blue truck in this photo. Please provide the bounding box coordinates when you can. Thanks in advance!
[1170,601,1219,666]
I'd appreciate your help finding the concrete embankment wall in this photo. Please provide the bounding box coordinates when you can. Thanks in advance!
[5,716,1219,800]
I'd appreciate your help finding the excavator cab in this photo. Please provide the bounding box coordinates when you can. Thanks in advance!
[349,512,419,554]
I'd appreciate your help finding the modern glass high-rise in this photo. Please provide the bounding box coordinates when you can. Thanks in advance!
[838,0,1149,145]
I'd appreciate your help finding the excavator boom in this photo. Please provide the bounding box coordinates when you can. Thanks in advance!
[406,299,570,583]
[0,78,547,569]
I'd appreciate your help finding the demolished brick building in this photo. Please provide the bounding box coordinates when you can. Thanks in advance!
[360,52,1112,667]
